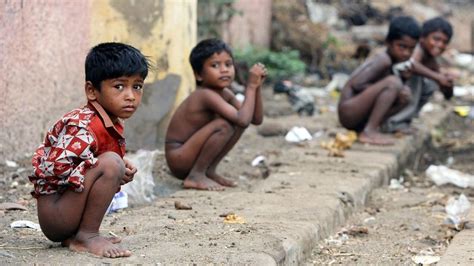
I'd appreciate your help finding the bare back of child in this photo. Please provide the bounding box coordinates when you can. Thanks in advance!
[338,16,420,145]
[30,43,149,258]
[165,39,266,191]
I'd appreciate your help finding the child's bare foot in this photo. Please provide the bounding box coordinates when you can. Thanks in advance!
[395,126,418,135]
[69,232,131,258]
[62,235,122,247]
[183,174,225,191]
[207,171,237,187]
[359,131,395,145]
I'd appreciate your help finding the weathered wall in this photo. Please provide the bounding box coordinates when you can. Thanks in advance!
[0,0,91,162]
[0,0,197,162]
[222,0,272,49]
[90,0,197,150]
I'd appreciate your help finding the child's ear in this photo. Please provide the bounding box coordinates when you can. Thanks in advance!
[85,81,98,101]
[194,71,203,82]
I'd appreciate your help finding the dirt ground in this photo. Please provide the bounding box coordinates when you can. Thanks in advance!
[0,87,340,263]
[308,112,474,265]
[0,87,472,263]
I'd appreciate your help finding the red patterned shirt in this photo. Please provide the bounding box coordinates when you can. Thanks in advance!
[29,101,125,197]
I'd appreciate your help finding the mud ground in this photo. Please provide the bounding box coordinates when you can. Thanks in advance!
[308,111,474,265]
[0,88,472,264]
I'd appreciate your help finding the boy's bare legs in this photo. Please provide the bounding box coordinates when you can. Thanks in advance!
[339,76,403,145]
[359,82,401,145]
[205,126,245,187]
[166,118,237,191]
[37,152,131,258]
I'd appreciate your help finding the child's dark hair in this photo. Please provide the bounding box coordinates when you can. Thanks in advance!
[422,17,453,41]
[386,16,421,42]
[85,42,150,90]
[189,38,233,76]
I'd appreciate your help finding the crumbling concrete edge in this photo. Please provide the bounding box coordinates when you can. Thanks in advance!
[275,113,450,265]
[439,189,474,265]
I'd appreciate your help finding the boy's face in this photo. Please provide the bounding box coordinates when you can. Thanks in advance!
[387,35,418,63]
[86,73,144,121]
[421,30,449,57]
[196,51,235,90]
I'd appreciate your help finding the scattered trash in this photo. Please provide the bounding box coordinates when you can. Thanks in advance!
[320,131,357,157]
[453,52,473,68]
[122,149,160,205]
[445,194,471,230]
[420,102,434,113]
[453,105,471,117]
[324,73,349,92]
[174,201,192,210]
[0,202,27,211]
[107,191,128,214]
[340,225,369,236]
[5,160,18,168]
[325,233,349,246]
[446,156,454,166]
[223,214,246,224]
[426,165,474,188]
[274,80,315,116]
[389,177,404,190]
[251,155,266,167]
[363,216,376,224]
[250,155,270,178]
[453,86,474,98]
[411,255,440,265]
[10,220,41,231]
[285,126,313,142]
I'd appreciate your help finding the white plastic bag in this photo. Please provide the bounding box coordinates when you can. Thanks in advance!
[445,194,471,227]
[285,126,312,142]
[426,165,474,188]
[122,149,160,205]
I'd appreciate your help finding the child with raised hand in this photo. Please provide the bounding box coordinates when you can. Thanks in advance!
[383,17,454,132]
[165,38,266,191]
[338,16,421,145]
[29,42,150,258]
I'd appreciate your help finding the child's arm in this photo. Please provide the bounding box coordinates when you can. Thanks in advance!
[351,54,392,93]
[410,46,453,88]
[252,86,263,125]
[411,61,453,88]
[204,64,266,128]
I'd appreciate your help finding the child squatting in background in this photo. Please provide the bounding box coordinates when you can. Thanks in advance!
[338,16,421,145]
[383,17,455,132]
[29,42,150,258]
[165,38,266,191]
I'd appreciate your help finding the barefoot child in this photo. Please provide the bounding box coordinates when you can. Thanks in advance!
[383,17,454,132]
[165,38,266,191]
[29,42,150,258]
[338,16,421,145]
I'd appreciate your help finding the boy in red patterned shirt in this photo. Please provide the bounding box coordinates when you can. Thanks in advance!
[29,42,149,258]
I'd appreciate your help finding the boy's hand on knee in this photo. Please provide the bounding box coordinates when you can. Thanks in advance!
[121,159,137,185]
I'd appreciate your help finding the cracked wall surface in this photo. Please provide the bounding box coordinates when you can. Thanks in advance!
[0,0,196,161]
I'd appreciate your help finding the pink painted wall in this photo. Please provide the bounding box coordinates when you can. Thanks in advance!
[222,0,272,49]
[0,0,91,161]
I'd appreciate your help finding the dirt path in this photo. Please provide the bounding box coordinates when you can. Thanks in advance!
[308,113,474,265]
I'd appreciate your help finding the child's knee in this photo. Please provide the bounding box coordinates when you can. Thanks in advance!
[98,152,125,181]
[214,119,235,135]
[385,75,403,89]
